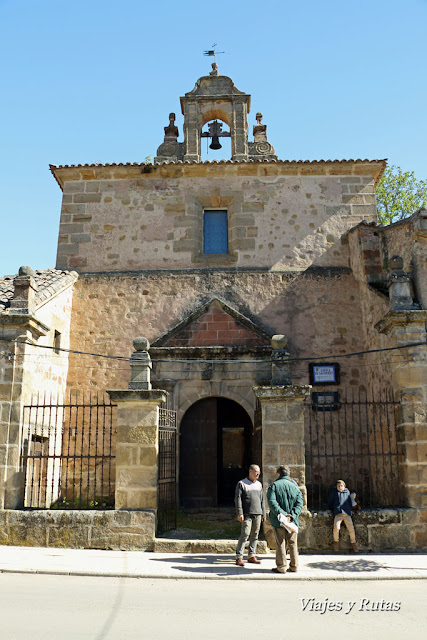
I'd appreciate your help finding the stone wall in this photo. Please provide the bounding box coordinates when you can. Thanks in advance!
[379,211,426,308]
[65,269,369,396]
[0,507,425,552]
[347,224,393,395]
[0,285,75,509]
[0,509,155,551]
[53,163,380,273]
[298,508,427,551]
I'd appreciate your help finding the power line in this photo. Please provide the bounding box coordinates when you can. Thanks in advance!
[0,334,424,365]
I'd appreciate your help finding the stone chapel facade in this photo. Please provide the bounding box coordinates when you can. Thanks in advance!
[0,66,426,549]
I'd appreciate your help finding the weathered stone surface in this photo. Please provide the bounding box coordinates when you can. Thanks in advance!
[47,525,90,548]
[8,522,48,547]
[368,524,414,549]
[131,510,155,526]
[117,425,157,445]
[263,421,304,444]
[278,443,305,465]
[113,510,133,526]
[400,508,421,524]
[0,509,425,550]
[115,489,157,510]
[378,509,400,525]
[138,447,157,466]
[116,467,157,489]
[413,525,427,548]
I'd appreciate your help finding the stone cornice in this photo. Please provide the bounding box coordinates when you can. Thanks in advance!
[50,159,387,190]
[150,345,272,359]
[0,313,50,339]
[107,389,167,405]
[375,310,427,335]
[253,385,312,401]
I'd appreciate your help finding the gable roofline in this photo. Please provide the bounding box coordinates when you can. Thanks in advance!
[49,158,387,191]
[151,297,273,348]
[0,268,78,313]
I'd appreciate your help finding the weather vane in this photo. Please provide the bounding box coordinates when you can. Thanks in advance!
[203,43,224,62]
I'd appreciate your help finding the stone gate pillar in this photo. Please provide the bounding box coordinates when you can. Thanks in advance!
[376,310,427,509]
[0,270,49,509]
[253,385,311,502]
[107,338,166,516]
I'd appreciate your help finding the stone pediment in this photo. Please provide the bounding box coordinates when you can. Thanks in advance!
[183,75,249,99]
[152,298,271,348]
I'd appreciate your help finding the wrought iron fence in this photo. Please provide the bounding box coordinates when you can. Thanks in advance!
[157,407,177,533]
[21,393,116,509]
[305,388,402,510]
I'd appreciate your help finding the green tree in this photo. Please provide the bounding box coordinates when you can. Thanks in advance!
[376,165,427,225]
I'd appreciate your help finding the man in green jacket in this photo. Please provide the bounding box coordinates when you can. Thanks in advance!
[267,465,303,573]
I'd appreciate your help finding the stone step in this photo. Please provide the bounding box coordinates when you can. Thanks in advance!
[154,538,269,554]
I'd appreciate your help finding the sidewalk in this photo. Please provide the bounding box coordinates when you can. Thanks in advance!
[1,545,427,580]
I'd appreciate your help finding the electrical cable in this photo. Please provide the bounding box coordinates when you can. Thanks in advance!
[0,334,424,364]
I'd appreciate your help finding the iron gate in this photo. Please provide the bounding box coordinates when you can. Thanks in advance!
[305,388,402,510]
[21,393,116,509]
[157,407,177,533]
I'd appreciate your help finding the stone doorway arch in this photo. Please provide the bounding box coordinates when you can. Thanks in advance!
[179,397,253,508]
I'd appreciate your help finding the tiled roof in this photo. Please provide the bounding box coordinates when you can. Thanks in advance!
[50,158,387,189]
[50,158,386,169]
[0,268,78,312]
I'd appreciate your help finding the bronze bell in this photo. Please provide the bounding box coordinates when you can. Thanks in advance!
[209,135,222,150]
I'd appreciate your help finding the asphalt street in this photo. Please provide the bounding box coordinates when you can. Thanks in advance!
[1,573,426,640]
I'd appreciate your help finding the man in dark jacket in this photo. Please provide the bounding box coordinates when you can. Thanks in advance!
[267,465,303,573]
[326,479,358,552]
[235,464,266,566]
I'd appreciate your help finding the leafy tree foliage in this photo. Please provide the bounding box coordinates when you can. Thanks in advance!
[376,165,427,225]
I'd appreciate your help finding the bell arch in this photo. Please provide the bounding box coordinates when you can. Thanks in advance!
[155,64,277,163]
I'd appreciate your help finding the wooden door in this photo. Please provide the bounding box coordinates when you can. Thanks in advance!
[179,398,218,507]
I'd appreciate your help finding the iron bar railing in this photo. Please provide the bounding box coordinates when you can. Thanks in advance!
[157,407,177,533]
[21,392,116,509]
[305,388,402,510]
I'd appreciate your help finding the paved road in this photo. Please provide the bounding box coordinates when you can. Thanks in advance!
[1,573,426,639]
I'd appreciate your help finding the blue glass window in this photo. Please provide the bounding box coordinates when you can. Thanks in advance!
[203,210,228,254]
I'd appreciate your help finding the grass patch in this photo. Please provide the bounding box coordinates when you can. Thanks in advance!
[162,509,241,539]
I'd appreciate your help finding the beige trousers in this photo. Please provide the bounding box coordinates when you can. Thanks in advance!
[333,513,356,543]
[273,526,298,571]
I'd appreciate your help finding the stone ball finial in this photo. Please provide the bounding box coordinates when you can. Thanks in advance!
[271,335,288,349]
[256,112,263,123]
[18,266,35,276]
[390,255,404,270]
[133,336,150,352]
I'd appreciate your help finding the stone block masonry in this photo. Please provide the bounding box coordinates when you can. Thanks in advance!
[52,162,382,273]
[107,389,166,511]
[0,507,425,552]
[0,509,155,550]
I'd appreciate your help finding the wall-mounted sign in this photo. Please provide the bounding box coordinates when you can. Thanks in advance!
[311,391,340,411]
[309,363,340,385]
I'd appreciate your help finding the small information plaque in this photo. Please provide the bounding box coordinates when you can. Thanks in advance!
[309,363,340,385]
[311,391,340,411]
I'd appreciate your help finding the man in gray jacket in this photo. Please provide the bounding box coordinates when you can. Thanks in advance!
[267,465,303,573]
[235,464,266,566]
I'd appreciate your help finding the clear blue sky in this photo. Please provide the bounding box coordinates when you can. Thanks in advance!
[1,0,426,275]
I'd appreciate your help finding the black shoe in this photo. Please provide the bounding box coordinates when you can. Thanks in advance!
[271,567,286,574]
